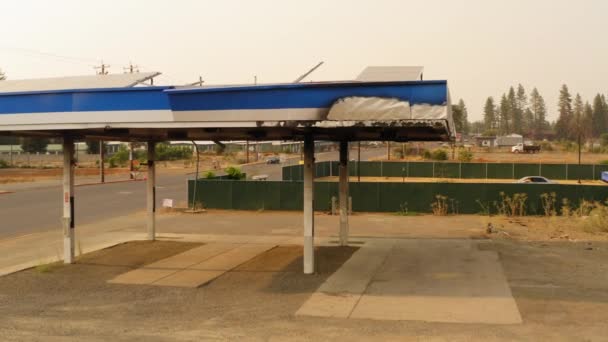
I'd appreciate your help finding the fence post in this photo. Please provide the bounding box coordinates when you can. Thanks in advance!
[512,163,515,179]
[566,164,569,180]
[485,163,488,180]
[539,163,542,176]
[592,164,595,180]
[380,160,383,177]
[459,162,462,178]
[407,161,409,178]
[432,162,436,178]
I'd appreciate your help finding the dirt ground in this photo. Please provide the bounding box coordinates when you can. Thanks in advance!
[1,213,608,340]
[0,167,131,184]
[317,176,607,185]
[381,150,608,164]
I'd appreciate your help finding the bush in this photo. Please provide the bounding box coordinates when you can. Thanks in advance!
[600,133,608,148]
[584,201,608,233]
[539,141,553,151]
[559,140,577,152]
[392,147,404,159]
[422,150,432,159]
[107,146,145,168]
[204,171,216,179]
[21,138,49,153]
[457,149,473,162]
[0,159,9,168]
[107,147,130,168]
[224,166,245,180]
[430,149,448,161]
[156,143,192,161]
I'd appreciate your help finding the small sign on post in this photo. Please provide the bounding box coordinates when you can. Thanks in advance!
[162,198,174,208]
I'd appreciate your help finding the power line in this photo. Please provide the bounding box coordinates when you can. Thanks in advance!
[0,47,101,66]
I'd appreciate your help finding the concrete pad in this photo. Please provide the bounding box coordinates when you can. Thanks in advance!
[152,269,225,288]
[108,268,177,285]
[296,239,522,325]
[318,241,392,294]
[350,239,522,324]
[351,295,522,324]
[190,244,275,271]
[145,243,240,269]
[295,293,360,318]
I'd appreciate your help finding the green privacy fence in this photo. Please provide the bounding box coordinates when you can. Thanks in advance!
[188,179,608,215]
[282,161,608,181]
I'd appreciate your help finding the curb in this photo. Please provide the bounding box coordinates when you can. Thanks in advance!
[75,178,145,187]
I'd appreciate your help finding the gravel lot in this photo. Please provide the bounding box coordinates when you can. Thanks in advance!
[1,234,608,341]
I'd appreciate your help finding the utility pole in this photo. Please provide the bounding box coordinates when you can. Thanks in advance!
[123,62,139,74]
[94,61,110,75]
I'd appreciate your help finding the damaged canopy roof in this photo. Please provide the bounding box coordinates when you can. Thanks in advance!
[0,77,454,142]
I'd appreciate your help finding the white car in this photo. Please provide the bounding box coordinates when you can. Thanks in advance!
[515,176,556,184]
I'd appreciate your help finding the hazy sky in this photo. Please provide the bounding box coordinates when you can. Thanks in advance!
[2,0,607,121]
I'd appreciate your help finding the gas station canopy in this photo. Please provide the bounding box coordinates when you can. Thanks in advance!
[0,74,455,142]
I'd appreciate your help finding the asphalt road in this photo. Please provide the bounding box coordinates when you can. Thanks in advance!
[0,147,386,240]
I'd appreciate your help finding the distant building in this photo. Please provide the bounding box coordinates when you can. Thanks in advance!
[474,136,497,147]
[495,134,523,147]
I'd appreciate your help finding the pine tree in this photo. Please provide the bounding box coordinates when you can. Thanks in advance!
[483,97,496,132]
[529,88,547,138]
[592,94,607,138]
[555,84,573,140]
[583,102,593,142]
[523,108,534,135]
[452,102,464,134]
[458,99,469,135]
[499,94,511,134]
[573,94,584,141]
[508,87,522,134]
[513,84,526,134]
[516,84,532,134]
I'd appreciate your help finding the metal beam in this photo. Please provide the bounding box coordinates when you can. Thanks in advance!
[339,141,349,246]
[62,137,75,263]
[147,142,156,240]
[303,135,315,274]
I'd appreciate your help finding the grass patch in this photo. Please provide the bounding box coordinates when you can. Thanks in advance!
[395,210,421,216]
[35,262,62,274]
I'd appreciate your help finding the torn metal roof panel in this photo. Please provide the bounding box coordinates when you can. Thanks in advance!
[0,72,161,93]
[356,66,424,82]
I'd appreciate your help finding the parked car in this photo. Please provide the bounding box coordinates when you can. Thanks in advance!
[515,176,556,184]
[266,156,280,164]
[511,143,541,153]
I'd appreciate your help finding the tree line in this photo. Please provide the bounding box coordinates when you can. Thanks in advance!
[461,84,608,143]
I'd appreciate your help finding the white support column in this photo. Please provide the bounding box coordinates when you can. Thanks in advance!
[62,137,75,264]
[147,142,156,241]
[303,135,315,274]
[339,141,349,246]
